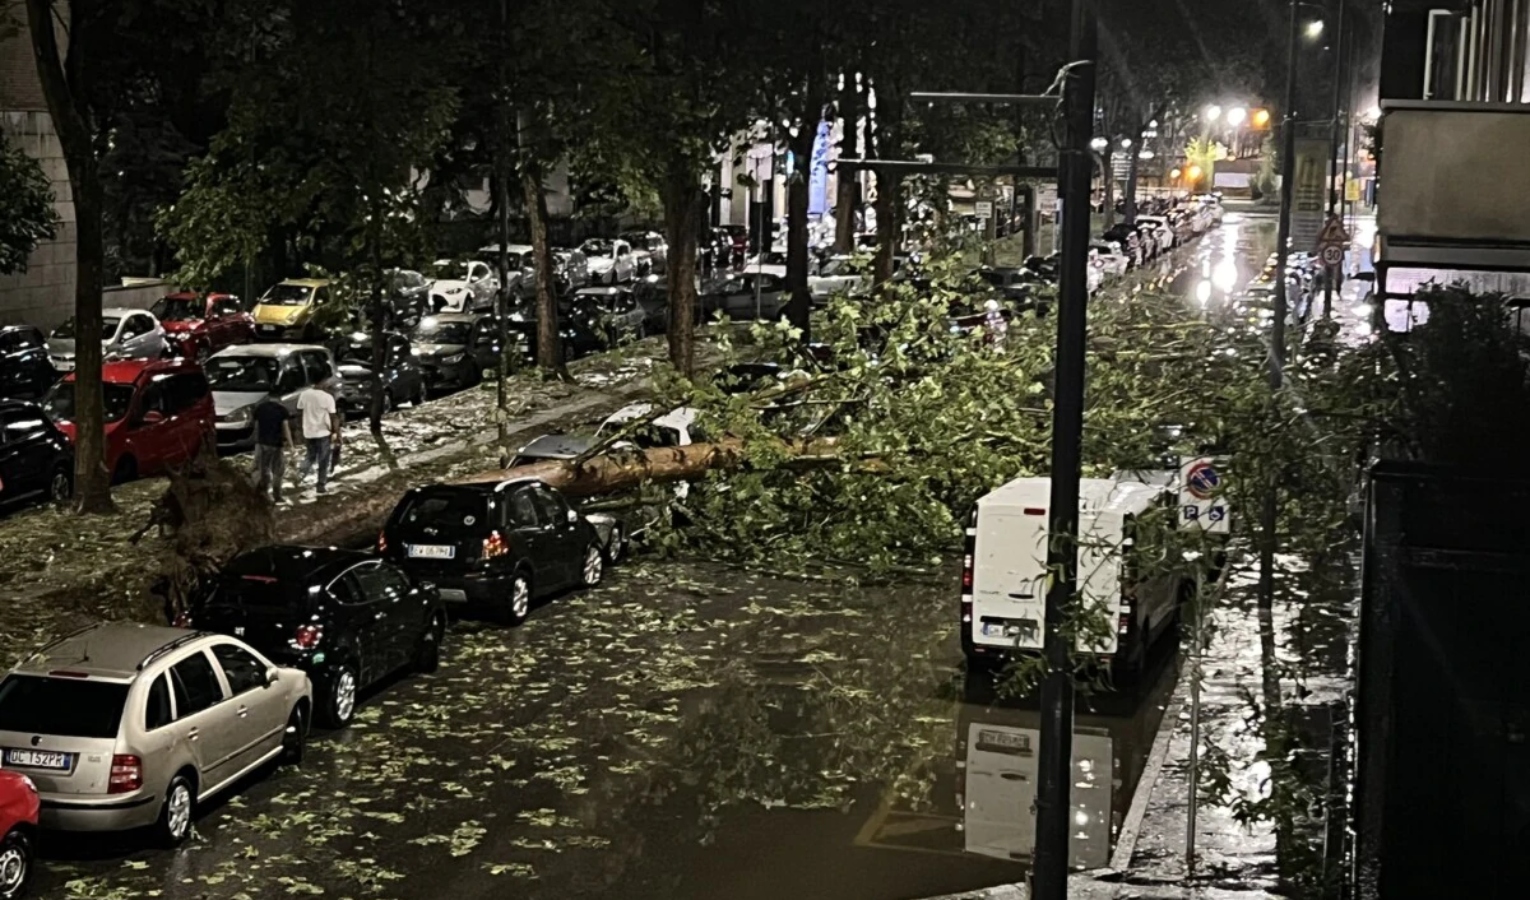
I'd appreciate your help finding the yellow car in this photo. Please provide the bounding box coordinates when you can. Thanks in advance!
[252,278,335,342]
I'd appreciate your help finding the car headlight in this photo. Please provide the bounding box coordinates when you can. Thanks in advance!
[442,353,465,364]
[225,405,253,424]
[447,286,465,295]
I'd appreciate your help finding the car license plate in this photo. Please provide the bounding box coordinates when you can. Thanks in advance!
[975,729,1032,756]
[3,747,71,770]
[407,544,455,560]
[258,324,278,333]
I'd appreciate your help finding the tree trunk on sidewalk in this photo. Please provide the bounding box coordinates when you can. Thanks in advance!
[27,0,112,512]
[522,162,563,375]
[368,229,387,435]
[873,172,901,286]
[661,160,701,376]
[833,76,862,255]
[1100,147,1115,229]
[785,62,824,342]
[1123,145,1141,225]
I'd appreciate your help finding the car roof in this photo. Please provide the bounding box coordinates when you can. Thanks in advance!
[209,343,328,360]
[163,291,232,301]
[574,286,630,296]
[479,243,534,254]
[603,403,697,430]
[271,278,329,288]
[514,433,592,459]
[65,358,188,385]
[101,307,151,318]
[12,622,211,682]
[221,545,372,585]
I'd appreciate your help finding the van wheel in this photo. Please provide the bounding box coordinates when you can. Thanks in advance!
[0,827,34,900]
[280,706,308,765]
[317,663,358,728]
[157,774,196,847]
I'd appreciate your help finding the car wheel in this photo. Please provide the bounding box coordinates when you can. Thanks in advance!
[412,382,427,408]
[605,524,626,564]
[48,464,72,504]
[280,706,308,766]
[498,571,532,627]
[0,827,34,900]
[112,456,137,486]
[318,663,358,728]
[157,773,196,847]
[580,544,604,588]
[415,610,445,673]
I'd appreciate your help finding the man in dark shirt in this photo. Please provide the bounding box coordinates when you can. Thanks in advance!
[252,388,293,503]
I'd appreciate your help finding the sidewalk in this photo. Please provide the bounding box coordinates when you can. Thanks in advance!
[924,556,1355,900]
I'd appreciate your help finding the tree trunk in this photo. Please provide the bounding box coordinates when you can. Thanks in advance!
[367,232,387,435]
[522,162,562,375]
[785,64,824,341]
[1100,148,1115,229]
[873,172,901,285]
[833,76,862,255]
[27,0,112,512]
[1123,146,1141,225]
[661,160,701,376]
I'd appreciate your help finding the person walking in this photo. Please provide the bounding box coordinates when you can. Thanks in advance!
[251,387,293,503]
[295,377,341,494]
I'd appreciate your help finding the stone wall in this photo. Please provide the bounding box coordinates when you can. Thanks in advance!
[0,109,78,330]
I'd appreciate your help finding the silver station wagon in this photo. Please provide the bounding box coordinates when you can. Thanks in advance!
[0,623,312,845]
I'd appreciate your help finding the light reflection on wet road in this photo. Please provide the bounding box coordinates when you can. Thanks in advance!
[28,218,1284,900]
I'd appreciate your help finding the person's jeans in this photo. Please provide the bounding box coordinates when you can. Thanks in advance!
[298,436,332,491]
[252,443,286,501]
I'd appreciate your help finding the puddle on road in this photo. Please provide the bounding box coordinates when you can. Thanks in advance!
[599,640,1183,900]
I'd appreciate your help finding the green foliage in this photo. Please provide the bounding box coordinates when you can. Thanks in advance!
[0,128,58,275]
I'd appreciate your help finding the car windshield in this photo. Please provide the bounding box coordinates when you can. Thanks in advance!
[0,674,129,739]
[261,284,313,306]
[394,489,487,533]
[411,319,472,345]
[620,234,650,249]
[430,261,470,280]
[52,317,120,341]
[152,298,204,321]
[205,356,281,392]
[43,381,135,423]
[580,240,613,258]
[340,342,375,365]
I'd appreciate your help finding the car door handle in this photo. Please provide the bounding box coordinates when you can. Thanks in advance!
[236,705,249,718]
[187,728,200,741]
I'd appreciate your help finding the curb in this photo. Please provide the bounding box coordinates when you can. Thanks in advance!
[1108,693,1185,872]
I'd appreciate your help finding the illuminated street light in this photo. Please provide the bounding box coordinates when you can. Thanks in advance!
[1187,164,1204,183]
[1226,107,1248,127]
[1252,108,1272,128]
[1205,104,1222,123]
[1120,137,1133,149]
[1306,20,1324,38]
[1170,167,1183,180]
[1089,136,1108,150]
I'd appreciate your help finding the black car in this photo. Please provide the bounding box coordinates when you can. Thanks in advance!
[501,308,604,362]
[379,478,622,626]
[569,287,648,347]
[188,546,446,727]
[383,269,431,325]
[409,313,494,390]
[335,332,427,413]
[0,325,55,400]
[0,400,73,510]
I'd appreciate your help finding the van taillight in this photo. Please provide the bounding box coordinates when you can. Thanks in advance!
[482,531,508,559]
[293,625,323,650]
[1118,613,1131,635]
[961,554,974,588]
[109,755,143,794]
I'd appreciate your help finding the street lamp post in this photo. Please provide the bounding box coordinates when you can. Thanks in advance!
[1322,0,1348,320]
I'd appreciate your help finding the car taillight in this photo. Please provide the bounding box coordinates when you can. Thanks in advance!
[293,624,323,650]
[482,531,508,559]
[172,611,192,628]
[962,554,974,589]
[377,531,388,553]
[109,755,143,794]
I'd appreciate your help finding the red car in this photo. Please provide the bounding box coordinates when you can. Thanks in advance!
[0,769,38,899]
[42,359,215,484]
[152,292,254,361]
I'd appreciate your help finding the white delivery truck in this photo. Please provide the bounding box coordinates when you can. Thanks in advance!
[960,476,1188,673]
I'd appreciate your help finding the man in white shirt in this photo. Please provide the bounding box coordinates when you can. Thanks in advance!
[295,378,341,494]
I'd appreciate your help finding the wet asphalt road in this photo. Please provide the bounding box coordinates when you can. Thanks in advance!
[29,218,1282,900]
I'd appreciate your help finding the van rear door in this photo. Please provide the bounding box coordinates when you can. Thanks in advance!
[972,510,1048,651]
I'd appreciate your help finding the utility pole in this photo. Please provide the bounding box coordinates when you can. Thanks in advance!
[1033,0,1096,896]
[1322,0,1347,320]
[1261,0,1301,621]
[494,0,512,466]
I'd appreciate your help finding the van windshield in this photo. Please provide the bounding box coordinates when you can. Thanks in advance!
[0,674,129,739]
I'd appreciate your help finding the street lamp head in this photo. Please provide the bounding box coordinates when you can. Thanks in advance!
[1089,136,1108,151]
[1205,104,1222,123]
[1120,137,1133,149]
[1252,108,1272,128]
[1306,20,1324,38]
[1226,107,1248,127]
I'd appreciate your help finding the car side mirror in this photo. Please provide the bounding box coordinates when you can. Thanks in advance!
[265,667,280,687]
[139,409,166,426]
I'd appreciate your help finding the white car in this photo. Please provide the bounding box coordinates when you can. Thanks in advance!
[429,259,501,313]
[1088,241,1130,278]
[597,403,700,448]
[47,307,167,372]
[476,244,536,299]
[1136,216,1175,252]
[580,239,636,285]
[809,255,871,300]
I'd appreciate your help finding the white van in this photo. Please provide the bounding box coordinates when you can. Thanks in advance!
[960,477,1187,672]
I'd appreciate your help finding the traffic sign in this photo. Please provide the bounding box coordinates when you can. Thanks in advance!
[1179,456,1231,534]
[1315,215,1351,251]
[975,201,994,219]
[1321,244,1345,267]
[1185,461,1221,500]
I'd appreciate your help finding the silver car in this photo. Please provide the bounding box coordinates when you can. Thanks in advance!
[0,623,311,845]
[47,307,167,372]
[206,344,336,452]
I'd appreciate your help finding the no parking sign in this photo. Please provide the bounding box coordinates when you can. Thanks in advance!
[1179,456,1231,533]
